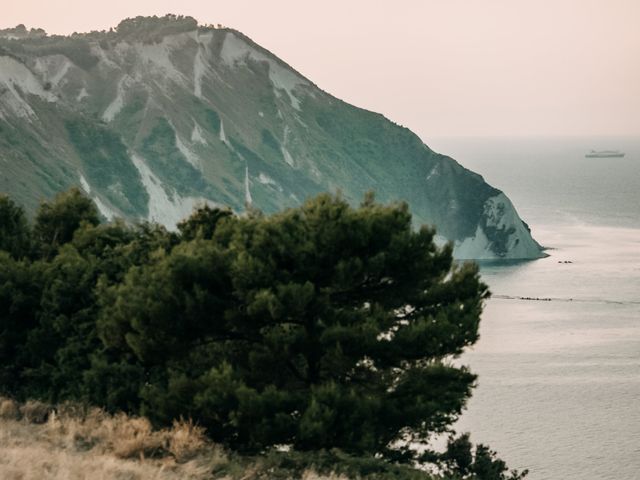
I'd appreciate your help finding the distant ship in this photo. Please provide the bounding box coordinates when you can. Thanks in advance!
[585,150,625,158]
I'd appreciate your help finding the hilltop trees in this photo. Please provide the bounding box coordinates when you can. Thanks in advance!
[0,190,174,403]
[0,188,526,479]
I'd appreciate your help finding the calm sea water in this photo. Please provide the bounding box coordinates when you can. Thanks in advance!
[428,136,640,480]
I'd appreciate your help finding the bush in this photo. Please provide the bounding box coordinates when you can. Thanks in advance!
[167,419,208,462]
[0,398,20,420]
[0,189,526,478]
[0,195,31,259]
[109,415,166,459]
[20,400,51,423]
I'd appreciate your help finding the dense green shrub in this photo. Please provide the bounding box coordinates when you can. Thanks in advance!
[203,108,221,134]
[0,188,526,479]
[25,37,98,70]
[0,195,31,259]
[261,129,281,152]
[33,188,100,259]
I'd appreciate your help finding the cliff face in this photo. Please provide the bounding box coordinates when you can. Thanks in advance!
[0,16,544,259]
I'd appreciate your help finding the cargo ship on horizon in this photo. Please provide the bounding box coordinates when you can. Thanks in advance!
[585,150,625,158]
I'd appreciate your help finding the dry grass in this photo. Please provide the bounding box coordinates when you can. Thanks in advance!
[20,399,50,423]
[0,396,228,480]
[0,396,357,480]
[0,398,20,420]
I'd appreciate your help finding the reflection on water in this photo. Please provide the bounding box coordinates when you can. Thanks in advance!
[455,225,640,480]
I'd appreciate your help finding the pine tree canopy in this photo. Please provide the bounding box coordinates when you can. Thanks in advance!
[99,192,489,459]
[0,189,496,467]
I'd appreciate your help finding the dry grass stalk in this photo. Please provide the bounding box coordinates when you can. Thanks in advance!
[0,397,344,479]
[20,400,51,424]
[0,397,230,479]
[0,398,20,420]
[167,418,208,462]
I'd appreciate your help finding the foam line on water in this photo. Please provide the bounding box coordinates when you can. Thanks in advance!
[492,294,640,306]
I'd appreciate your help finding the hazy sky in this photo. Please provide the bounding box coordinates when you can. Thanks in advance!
[3,0,640,137]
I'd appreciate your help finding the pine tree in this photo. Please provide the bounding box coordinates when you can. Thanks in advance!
[100,193,489,460]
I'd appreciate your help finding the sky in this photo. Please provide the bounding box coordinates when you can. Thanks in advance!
[3,0,640,138]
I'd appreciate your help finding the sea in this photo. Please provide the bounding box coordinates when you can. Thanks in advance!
[427,136,640,480]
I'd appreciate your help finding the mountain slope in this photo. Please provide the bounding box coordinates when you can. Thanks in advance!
[0,16,543,259]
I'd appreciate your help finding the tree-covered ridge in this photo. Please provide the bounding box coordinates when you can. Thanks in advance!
[0,189,526,479]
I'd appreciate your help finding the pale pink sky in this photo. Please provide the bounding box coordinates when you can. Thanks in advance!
[3,0,640,137]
